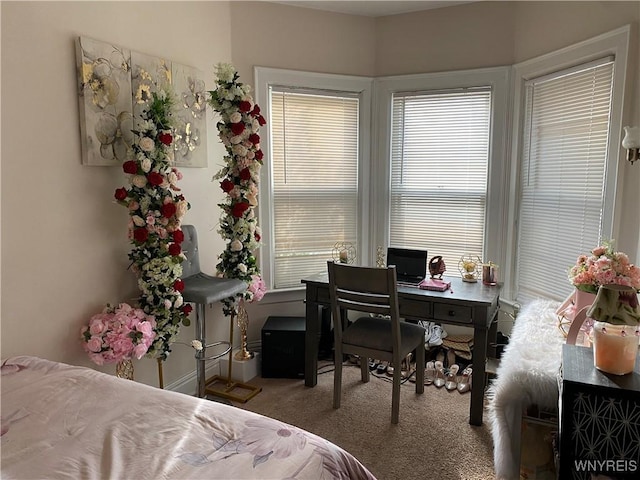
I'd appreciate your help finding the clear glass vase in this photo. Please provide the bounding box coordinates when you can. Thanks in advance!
[592,321,639,375]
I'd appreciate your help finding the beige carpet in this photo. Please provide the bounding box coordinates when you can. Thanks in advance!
[235,364,496,480]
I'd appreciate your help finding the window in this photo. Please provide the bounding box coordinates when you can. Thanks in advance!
[255,68,372,291]
[509,27,629,304]
[270,89,359,288]
[374,68,510,276]
[390,88,492,262]
[515,59,614,302]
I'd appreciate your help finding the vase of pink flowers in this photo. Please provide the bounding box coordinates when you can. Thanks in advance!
[568,242,640,294]
[81,303,156,379]
[558,241,640,344]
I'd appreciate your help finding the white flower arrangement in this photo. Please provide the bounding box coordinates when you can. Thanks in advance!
[208,63,267,315]
[113,88,192,360]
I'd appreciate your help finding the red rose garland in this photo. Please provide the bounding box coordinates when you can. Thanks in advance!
[113,89,191,360]
[208,63,267,315]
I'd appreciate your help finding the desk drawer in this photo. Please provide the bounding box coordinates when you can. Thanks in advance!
[433,303,472,323]
[399,297,431,319]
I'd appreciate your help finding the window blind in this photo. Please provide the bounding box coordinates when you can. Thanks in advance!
[516,58,614,302]
[270,88,359,289]
[390,88,491,267]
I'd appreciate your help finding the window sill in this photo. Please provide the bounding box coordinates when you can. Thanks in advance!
[259,287,306,305]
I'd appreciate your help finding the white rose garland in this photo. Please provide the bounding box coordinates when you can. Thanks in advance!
[208,63,267,315]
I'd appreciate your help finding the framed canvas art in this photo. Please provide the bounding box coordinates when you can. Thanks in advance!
[76,37,207,167]
[172,63,207,167]
[75,37,133,166]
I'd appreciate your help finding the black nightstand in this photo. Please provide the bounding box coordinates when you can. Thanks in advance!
[558,344,640,479]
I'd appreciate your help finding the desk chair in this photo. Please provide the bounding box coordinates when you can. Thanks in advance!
[181,225,246,398]
[327,261,426,424]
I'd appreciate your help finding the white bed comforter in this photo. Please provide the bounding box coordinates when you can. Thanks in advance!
[1,356,376,480]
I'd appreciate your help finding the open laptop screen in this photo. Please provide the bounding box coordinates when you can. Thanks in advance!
[386,247,428,285]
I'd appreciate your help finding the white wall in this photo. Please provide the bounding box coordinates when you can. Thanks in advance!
[1,1,234,387]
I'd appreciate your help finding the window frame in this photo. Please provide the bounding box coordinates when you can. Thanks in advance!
[504,26,630,302]
[254,67,373,292]
[372,67,511,271]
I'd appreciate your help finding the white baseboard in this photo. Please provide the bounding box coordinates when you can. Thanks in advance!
[165,360,221,395]
[166,340,262,394]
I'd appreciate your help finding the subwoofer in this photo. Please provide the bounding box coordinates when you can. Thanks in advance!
[261,316,306,379]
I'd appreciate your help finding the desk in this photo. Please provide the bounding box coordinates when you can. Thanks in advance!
[302,273,501,426]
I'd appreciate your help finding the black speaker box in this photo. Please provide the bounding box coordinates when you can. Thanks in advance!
[261,316,305,379]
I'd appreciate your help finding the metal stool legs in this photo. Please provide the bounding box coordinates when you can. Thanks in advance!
[194,303,231,398]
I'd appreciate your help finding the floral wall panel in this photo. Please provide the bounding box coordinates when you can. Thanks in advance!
[130,50,172,132]
[171,63,207,167]
[125,50,209,167]
[75,37,133,166]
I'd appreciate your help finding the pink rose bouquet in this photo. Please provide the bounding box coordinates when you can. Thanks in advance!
[81,303,156,366]
[568,241,640,294]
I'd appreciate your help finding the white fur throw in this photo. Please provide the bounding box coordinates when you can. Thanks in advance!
[486,299,563,480]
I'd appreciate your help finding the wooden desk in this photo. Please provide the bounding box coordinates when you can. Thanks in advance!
[302,273,501,426]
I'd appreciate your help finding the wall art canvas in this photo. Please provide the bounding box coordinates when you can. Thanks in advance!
[75,37,133,166]
[130,50,172,131]
[76,37,208,167]
[171,63,207,167]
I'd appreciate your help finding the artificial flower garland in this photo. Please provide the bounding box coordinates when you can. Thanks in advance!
[114,89,192,360]
[208,63,267,315]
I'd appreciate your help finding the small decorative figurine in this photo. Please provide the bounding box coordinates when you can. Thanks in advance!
[332,242,356,264]
[458,255,482,282]
[429,255,446,279]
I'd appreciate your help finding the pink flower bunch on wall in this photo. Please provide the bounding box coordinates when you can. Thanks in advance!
[81,303,156,366]
[569,241,640,294]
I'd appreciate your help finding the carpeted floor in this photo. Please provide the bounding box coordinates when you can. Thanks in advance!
[234,363,495,480]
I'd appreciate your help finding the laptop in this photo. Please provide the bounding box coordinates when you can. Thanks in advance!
[386,247,428,286]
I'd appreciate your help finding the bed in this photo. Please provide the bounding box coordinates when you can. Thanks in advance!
[1,356,376,480]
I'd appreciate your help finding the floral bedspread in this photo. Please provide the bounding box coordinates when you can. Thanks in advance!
[1,356,376,480]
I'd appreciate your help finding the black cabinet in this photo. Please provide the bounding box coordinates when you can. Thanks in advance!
[558,344,640,479]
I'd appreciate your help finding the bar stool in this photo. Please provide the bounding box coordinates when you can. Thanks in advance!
[180,225,246,398]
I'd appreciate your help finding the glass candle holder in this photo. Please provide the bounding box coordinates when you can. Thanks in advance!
[592,322,639,375]
[482,263,498,286]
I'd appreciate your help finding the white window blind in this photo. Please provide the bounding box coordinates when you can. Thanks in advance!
[270,88,359,289]
[516,58,614,302]
[390,88,491,266]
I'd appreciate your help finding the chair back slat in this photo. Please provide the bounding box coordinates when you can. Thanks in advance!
[336,297,391,316]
